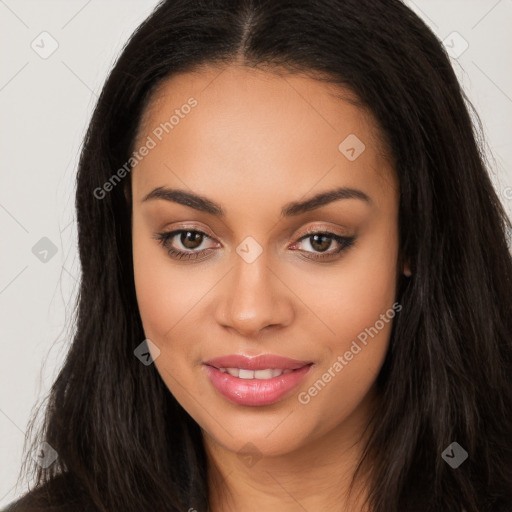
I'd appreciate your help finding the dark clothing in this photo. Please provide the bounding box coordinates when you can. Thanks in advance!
[2,474,96,512]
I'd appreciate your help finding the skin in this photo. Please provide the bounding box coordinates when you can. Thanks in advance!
[131,64,405,511]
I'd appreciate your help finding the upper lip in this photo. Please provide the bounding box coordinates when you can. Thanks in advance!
[204,354,312,371]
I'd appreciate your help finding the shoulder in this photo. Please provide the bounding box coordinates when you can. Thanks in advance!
[2,473,97,512]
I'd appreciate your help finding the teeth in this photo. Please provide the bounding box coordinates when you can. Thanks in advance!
[239,369,255,379]
[218,367,295,379]
[254,369,274,379]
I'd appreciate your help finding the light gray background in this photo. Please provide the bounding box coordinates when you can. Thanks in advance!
[1,0,511,506]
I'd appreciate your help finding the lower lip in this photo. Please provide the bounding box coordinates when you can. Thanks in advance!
[203,364,313,406]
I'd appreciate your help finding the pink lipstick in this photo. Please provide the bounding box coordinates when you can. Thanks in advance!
[203,354,313,406]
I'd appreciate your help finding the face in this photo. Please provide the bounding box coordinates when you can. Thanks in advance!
[131,64,401,458]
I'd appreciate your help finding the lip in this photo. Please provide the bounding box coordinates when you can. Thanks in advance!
[204,354,311,371]
[203,354,313,406]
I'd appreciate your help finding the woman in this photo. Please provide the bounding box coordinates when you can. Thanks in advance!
[6,0,512,511]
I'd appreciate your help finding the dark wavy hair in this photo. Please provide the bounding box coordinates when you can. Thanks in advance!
[10,0,512,511]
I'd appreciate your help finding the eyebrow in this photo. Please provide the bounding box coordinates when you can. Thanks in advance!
[141,186,371,217]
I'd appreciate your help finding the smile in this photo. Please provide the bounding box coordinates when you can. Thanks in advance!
[203,354,313,406]
[217,368,293,379]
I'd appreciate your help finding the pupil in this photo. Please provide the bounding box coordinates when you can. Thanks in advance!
[311,234,330,252]
[182,231,202,249]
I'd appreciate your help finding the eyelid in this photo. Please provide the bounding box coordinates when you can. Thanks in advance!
[160,222,352,245]
[290,223,352,241]
[154,222,357,266]
[159,221,216,237]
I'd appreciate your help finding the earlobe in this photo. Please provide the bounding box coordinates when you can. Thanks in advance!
[404,263,412,277]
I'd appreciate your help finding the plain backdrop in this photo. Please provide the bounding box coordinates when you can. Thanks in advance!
[1,0,511,506]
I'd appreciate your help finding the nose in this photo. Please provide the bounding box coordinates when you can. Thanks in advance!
[215,251,294,338]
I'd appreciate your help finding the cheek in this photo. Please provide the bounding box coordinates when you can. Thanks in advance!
[132,234,171,337]
[293,222,398,414]
[132,224,198,343]
[302,223,399,348]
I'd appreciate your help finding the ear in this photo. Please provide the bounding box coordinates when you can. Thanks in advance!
[403,262,412,277]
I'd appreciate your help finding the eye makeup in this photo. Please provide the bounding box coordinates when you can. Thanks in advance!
[152,225,356,263]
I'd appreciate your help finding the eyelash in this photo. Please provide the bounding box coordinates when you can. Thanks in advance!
[153,227,356,262]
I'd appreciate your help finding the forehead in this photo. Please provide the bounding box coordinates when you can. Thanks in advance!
[132,65,397,210]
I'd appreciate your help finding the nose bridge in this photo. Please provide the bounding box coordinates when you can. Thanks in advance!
[218,240,291,335]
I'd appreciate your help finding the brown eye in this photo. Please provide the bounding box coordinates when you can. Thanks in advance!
[153,229,217,261]
[308,234,332,252]
[180,231,205,250]
[153,228,355,263]
[292,231,356,261]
